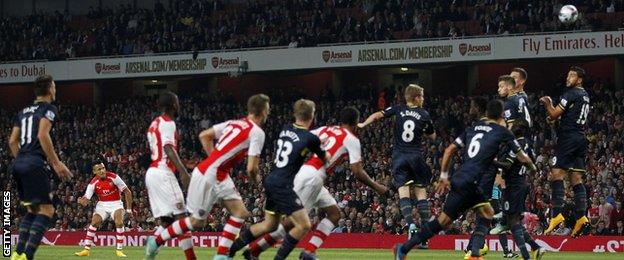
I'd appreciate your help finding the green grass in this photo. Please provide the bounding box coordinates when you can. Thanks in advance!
[30,246,622,259]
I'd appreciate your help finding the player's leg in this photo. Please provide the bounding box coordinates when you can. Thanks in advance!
[393,156,417,237]
[12,169,35,258]
[397,187,473,257]
[470,203,494,258]
[302,203,340,255]
[492,198,513,257]
[397,211,452,257]
[229,211,281,257]
[147,169,204,260]
[244,221,291,258]
[74,213,103,256]
[23,204,55,260]
[275,209,311,260]
[544,167,567,234]
[505,184,530,259]
[112,208,128,257]
[570,170,589,237]
[508,213,530,260]
[216,199,250,258]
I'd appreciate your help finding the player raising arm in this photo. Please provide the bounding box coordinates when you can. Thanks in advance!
[396,100,535,260]
[359,84,436,244]
[540,66,591,238]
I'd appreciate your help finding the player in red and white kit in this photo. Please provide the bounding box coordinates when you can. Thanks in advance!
[235,107,388,260]
[145,94,270,260]
[74,160,132,257]
[144,91,196,260]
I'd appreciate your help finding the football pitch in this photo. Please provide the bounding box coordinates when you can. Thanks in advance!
[30,246,621,259]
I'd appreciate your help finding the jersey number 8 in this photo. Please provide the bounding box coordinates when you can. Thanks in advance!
[402,120,415,142]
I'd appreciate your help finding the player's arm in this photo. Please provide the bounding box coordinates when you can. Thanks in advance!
[345,137,387,194]
[113,175,132,213]
[78,183,95,206]
[38,118,72,181]
[515,150,537,172]
[350,162,387,195]
[8,126,20,158]
[164,145,190,189]
[539,96,564,120]
[123,187,133,214]
[437,135,463,194]
[246,128,265,184]
[357,111,384,128]
[199,128,216,155]
[424,118,436,141]
[506,136,537,172]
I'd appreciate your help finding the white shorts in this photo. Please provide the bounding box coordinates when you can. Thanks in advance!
[294,165,337,212]
[94,200,124,221]
[186,167,242,219]
[146,167,186,218]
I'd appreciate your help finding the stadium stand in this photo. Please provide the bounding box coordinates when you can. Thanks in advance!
[1,0,623,62]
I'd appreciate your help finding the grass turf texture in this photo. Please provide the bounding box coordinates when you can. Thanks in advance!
[28,246,621,259]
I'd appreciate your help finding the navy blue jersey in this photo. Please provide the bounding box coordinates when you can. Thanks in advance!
[504,91,532,128]
[452,119,521,184]
[13,101,58,160]
[381,104,434,154]
[265,124,324,186]
[556,87,590,136]
[501,137,531,184]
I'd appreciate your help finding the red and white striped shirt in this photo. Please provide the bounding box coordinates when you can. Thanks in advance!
[84,172,127,202]
[196,118,265,181]
[305,126,362,175]
[147,114,179,173]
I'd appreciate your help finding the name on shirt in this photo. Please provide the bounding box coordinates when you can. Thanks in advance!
[399,110,422,119]
[22,106,38,114]
[279,130,300,142]
[474,125,493,132]
[230,120,251,129]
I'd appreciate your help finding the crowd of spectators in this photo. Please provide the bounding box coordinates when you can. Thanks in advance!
[1,79,623,237]
[1,0,624,62]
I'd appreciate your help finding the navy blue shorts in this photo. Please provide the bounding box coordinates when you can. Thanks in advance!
[263,181,303,216]
[391,152,432,188]
[502,183,528,215]
[12,155,52,206]
[553,134,586,172]
[443,179,489,220]
[479,167,498,199]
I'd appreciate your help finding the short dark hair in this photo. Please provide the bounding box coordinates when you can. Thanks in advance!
[486,99,504,119]
[339,107,360,126]
[498,75,516,87]
[247,94,270,115]
[158,91,177,111]
[511,119,529,137]
[471,96,488,116]
[570,66,585,78]
[511,67,528,80]
[34,75,54,96]
[92,156,107,170]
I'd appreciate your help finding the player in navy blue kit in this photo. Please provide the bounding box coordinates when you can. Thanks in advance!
[496,120,545,260]
[394,100,536,260]
[540,66,591,238]
[9,75,73,260]
[358,84,436,243]
[229,99,328,260]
